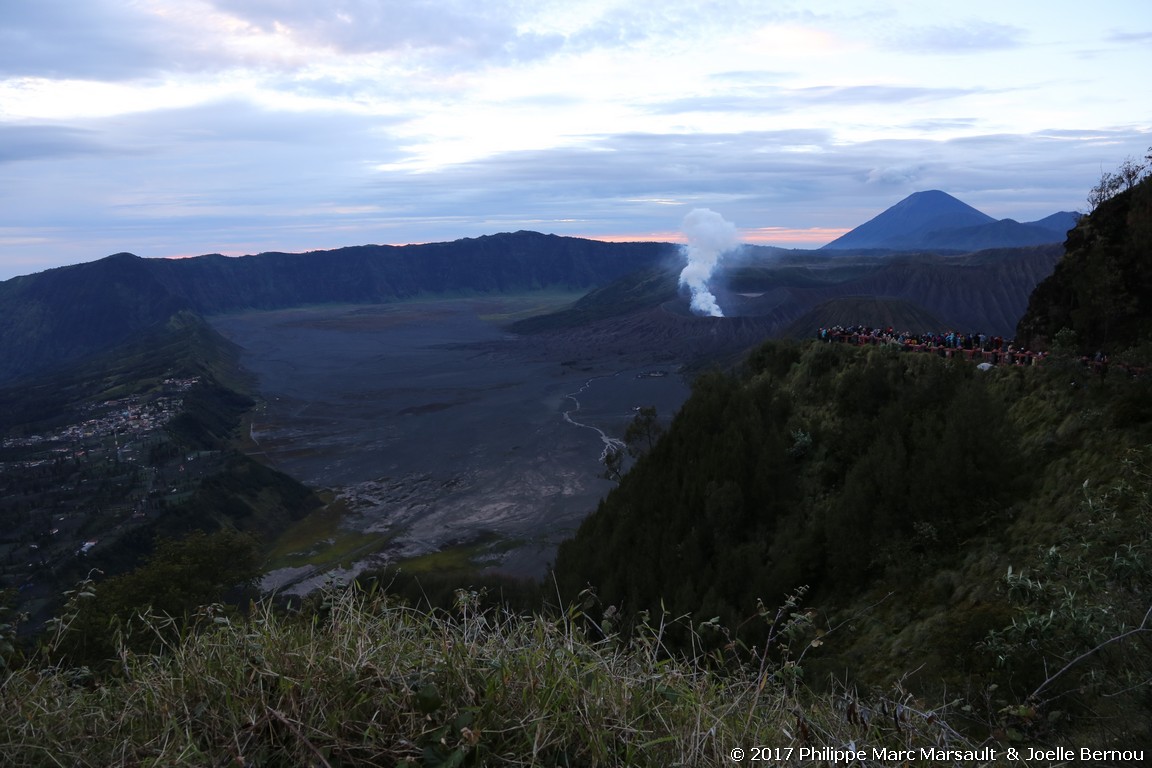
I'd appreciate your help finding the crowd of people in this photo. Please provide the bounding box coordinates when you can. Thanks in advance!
[816,325,1048,366]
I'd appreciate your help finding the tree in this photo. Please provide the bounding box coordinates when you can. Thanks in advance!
[1116,155,1148,192]
[599,407,665,484]
[1087,153,1149,210]
[1087,170,1122,211]
[623,406,664,458]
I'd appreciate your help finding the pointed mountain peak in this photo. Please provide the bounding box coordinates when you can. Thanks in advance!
[823,191,997,251]
[891,189,990,213]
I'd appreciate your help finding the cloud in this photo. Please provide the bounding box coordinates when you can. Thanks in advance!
[409,130,845,209]
[101,98,405,147]
[1106,30,1152,44]
[0,1,178,79]
[0,0,560,84]
[0,99,404,181]
[886,21,1025,54]
[541,1,808,53]
[0,99,410,261]
[707,70,794,84]
[0,0,342,82]
[866,164,928,186]
[902,118,980,132]
[0,125,111,164]
[648,84,982,115]
[355,132,930,231]
[795,84,982,105]
[206,0,563,62]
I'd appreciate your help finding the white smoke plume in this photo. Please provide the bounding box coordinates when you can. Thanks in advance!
[678,208,740,317]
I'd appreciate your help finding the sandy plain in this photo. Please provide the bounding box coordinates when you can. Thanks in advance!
[209,295,691,592]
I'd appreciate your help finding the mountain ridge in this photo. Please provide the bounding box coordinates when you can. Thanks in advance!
[0,232,673,383]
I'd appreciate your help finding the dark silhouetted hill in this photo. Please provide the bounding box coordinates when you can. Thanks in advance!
[1027,210,1080,237]
[146,232,673,313]
[1017,176,1152,354]
[0,253,194,383]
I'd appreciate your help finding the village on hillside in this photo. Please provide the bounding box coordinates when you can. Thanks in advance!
[0,376,224,627]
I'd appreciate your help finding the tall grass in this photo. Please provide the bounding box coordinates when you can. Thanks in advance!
[1,584,976,767]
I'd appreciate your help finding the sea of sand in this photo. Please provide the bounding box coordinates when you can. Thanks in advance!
[209,296,691,592]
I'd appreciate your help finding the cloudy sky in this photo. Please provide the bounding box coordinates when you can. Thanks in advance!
[1,0,1149,280]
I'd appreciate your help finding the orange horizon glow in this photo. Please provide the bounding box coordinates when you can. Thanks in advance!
[741,226,850,246]
[585,226,849,248]
[154,225,850,260]
[581,231,683,244]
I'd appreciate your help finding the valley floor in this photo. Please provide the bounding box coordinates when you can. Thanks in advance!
[208,295,691,589]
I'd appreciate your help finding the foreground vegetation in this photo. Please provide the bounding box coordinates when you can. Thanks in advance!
[3,583,985,767]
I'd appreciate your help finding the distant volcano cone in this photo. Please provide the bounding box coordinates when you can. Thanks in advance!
[822,190,995,250]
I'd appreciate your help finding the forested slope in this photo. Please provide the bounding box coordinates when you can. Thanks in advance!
[555,341,1026,632]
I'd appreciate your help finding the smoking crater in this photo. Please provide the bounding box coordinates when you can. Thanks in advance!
[677,208,741,317]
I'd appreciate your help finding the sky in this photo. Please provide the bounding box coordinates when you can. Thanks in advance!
[1,0,1149,280]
